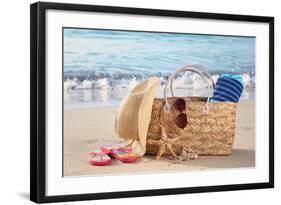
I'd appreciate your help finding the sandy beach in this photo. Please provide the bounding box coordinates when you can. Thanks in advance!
[63,100,255,177]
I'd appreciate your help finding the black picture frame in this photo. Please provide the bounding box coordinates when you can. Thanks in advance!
[30,1,274,203]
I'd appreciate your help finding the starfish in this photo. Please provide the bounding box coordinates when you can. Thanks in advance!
[147,125,181,160]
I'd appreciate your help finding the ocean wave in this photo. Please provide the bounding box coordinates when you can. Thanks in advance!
[63,70,255,91]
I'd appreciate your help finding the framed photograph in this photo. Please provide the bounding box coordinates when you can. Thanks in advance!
[30,2,274,203]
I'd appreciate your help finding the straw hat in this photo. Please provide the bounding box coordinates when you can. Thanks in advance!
[115,77,160,157]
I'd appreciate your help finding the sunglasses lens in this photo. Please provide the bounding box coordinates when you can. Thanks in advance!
[175,113,187,129]
[173,98,186,112]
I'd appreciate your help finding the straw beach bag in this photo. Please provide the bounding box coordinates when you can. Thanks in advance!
[146,65,237,159]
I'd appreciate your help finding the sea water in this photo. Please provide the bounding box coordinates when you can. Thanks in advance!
[63,28,255,108]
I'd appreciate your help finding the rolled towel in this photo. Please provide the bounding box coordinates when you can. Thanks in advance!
[211,74,244,103]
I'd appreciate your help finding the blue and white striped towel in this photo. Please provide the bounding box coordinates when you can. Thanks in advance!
[211,74,244,103]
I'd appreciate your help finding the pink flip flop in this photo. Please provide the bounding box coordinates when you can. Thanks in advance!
[100,146,138,163]
[89,150,112,166]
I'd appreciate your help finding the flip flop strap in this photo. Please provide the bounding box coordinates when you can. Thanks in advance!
[111,147,132,153]
[90,151,108,160]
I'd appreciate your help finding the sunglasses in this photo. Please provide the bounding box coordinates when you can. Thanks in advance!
[173,98,187,129]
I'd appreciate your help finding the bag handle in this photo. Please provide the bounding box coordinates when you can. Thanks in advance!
[163,65,215,113]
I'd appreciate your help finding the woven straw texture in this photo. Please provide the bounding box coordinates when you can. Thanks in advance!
[146,96,237,156]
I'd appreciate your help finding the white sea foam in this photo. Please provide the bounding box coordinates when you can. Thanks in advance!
[64,72,255,107]
[64,78,79,90]
[96,78,109,90]
[64,72,255,91]
[82,80,92,89]
[242,73,251,88]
